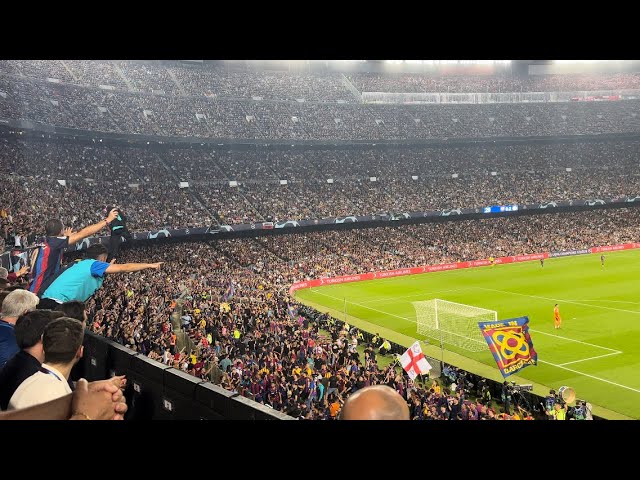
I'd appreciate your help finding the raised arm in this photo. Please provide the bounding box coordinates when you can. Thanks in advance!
[105,262,164,274]
[67,209,119,245]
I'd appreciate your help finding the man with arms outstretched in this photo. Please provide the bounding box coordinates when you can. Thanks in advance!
[38,245,163,309]
[29,209,119,297]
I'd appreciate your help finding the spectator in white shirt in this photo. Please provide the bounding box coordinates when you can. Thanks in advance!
[9,317,84,410]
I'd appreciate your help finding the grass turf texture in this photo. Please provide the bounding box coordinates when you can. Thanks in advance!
[295,250,640,420]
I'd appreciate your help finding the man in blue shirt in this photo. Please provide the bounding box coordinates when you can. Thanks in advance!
[40,245,163,307]
[0,290,40,367]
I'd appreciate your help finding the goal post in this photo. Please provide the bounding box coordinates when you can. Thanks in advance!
[412,299,497,352]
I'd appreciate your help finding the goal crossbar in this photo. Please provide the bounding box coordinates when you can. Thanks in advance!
[413,299,496,352]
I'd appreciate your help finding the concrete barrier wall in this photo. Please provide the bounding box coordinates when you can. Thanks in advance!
[79,331,295,421]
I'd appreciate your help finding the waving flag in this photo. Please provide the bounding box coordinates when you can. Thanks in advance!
[400,341,432,380]
[478,316,537,378]
[287,303,297,320]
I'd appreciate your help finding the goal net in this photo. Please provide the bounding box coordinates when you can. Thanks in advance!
[412,299,497,352]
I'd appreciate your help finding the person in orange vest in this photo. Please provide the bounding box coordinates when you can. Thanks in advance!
[169,332,177,353]
[554,304,562,330]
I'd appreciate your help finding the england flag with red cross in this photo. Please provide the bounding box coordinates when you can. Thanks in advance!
[400,341,432,380]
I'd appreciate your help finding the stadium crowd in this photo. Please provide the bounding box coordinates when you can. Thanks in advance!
[28,208,631,420]
[2,74,640,140]
[3,60,640,99]
[2,138,640,248]
[348,72,640,93]
[1,61,639,420]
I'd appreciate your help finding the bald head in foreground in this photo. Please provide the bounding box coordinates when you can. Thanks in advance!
[340,385,410,420]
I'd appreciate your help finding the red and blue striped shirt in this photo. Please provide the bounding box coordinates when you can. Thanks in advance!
[28,236,69,297]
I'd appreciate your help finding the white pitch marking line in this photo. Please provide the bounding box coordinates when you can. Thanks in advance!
[538,359,640,394]
[476,286,640,315]
[473,287,624,352]
[528,329,621,353]
[309,289,417,323]
[305,288,640,395]
[566,299,640,306]
[358,287,472,304]
[558,351,623,366]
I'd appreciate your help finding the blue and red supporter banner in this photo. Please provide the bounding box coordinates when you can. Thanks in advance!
[478,316,537,378]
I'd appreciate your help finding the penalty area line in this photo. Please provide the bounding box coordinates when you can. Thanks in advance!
[557,351,623,366]
[538,359,640,394]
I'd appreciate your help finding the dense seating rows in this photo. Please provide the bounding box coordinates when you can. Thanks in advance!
[4,61,640,99]
[0,60,355,102]
[1,176,212,248]
[2,139,640,247]
[2,75,640,140]
[3,138,639,182]
[349,72,640,93]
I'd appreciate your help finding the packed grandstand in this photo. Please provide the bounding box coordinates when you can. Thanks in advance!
[1,60,639,420]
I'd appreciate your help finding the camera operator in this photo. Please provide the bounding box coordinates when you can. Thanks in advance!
[456,371,466,392]
[572,400,593,420]
[478,378,491,405]
[501,381,512,415]
[584,400,593,420]
[543,389,557,419]
[572,401,586,420]
[442,364,458,387]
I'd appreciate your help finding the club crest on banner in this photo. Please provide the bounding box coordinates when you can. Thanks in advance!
[478,316,537,378]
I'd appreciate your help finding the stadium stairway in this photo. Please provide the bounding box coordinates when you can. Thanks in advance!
[113,63,136,91]
[340,73,363,102]
[169,307,197,354]
[166,69,187,96]
[177,329,196,355]
[60,61,78,82]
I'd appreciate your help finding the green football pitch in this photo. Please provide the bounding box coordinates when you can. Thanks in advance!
[295,250,640,419]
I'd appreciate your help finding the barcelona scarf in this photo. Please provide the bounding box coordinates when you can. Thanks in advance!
[478,316,537,378]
